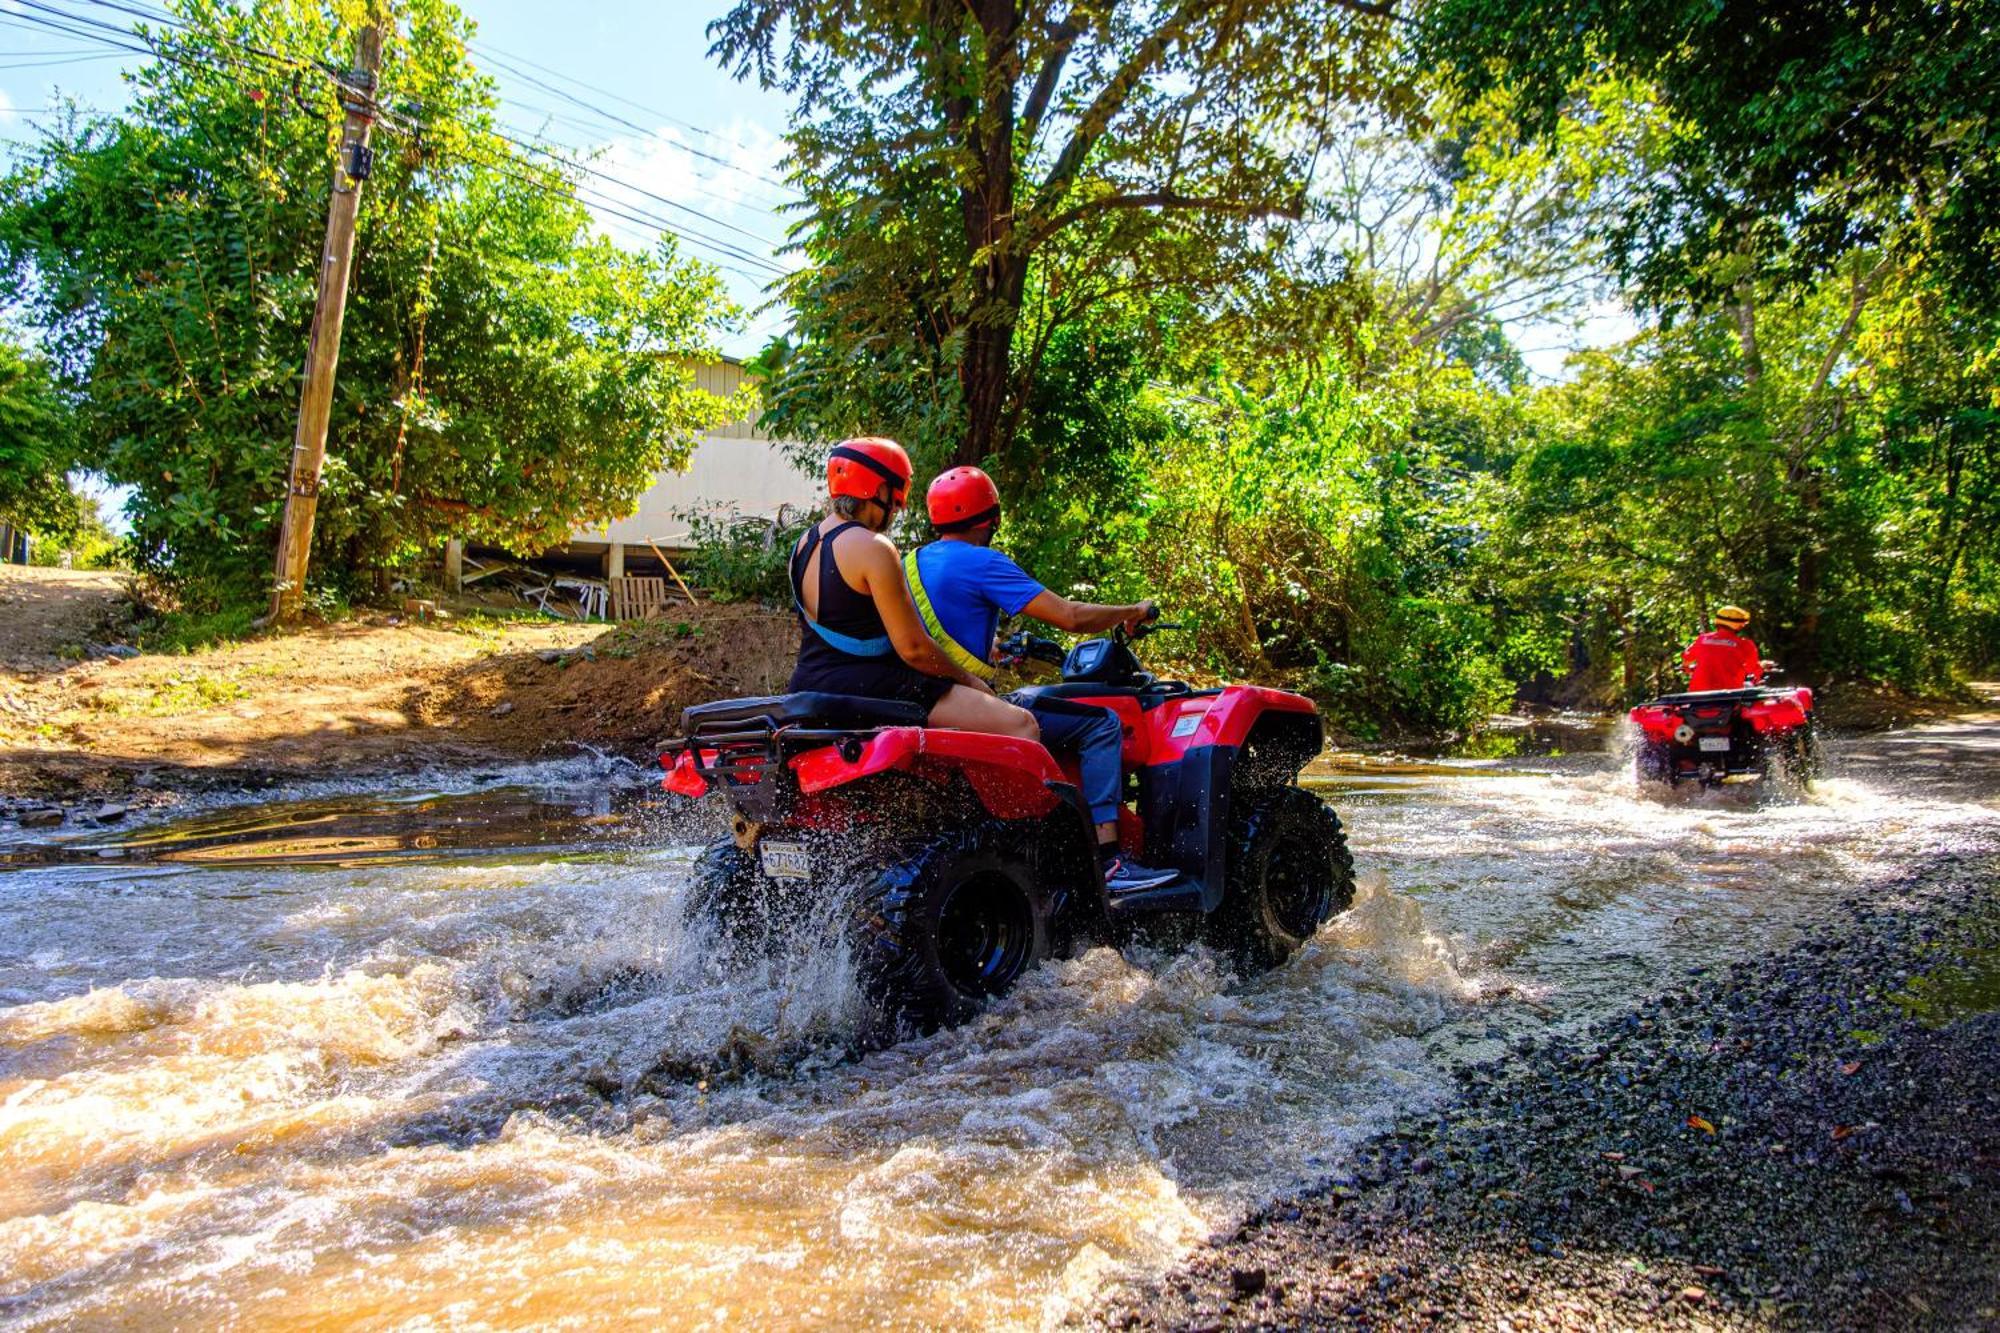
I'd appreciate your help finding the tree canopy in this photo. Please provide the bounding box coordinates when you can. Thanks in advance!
[0,336,81,541]
[0,0,745,601]
[1417,0,2000,315]
[710,0,1403,476]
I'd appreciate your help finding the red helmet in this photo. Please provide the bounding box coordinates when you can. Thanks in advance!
[927,465,1001,532]
[826,437,912,506]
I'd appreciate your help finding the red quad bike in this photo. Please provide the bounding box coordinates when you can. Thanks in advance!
[1628,679,1822,790]
[659,620,1356,1035]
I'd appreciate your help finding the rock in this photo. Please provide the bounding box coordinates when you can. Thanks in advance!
[537,649,563,664]
[490,701,516,718]
[19,807,63,828]
[1680,1286,1707,1304]
[91,803,127,822]
[1230,1268,1267,1299]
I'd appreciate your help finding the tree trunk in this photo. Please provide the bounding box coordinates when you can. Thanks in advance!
[957,255,1029,467]
[952,0,1023,470]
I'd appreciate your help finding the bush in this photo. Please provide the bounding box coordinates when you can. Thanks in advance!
[680,506,814,605]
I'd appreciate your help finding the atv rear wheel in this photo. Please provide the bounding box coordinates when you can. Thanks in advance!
[1778,721,1825,786]
[688,837,769,947]
[1211,787,1356,972]
[1636,740,1672,784]
[850,821,1051,1034]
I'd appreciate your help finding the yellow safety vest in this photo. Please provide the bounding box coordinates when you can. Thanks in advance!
[903,548,996,680]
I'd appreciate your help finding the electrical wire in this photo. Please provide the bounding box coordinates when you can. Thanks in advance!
[5,1,798,279]
[468,39,797,199]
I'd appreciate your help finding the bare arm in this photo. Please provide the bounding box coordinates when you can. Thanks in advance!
[851,535,991,690]
[1023,590,1154,635]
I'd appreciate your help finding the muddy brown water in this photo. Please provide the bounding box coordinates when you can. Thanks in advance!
[2,716,1997,1329]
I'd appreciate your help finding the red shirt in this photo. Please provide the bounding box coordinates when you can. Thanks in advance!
[1682,630,1763,692]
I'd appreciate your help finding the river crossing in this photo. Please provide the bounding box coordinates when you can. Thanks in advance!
[2,711,1996,1328]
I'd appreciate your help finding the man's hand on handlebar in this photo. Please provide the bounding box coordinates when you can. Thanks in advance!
[1120,601,1160,636]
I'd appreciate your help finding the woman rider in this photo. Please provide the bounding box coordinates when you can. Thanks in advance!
[789,437,1041,740]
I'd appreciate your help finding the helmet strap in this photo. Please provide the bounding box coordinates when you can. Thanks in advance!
[933,505,1001,534]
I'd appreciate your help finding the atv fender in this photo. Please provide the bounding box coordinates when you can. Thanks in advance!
[1138,708,1325,915]
[789,726,1068,820]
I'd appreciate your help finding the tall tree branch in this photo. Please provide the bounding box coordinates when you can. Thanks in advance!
[1025,187,1301,249]
[1018,11,1083,151]
[1029,0,1218,222]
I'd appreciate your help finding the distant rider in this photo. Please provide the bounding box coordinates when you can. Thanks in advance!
[1682,605,1764,692]
[905,465,1178,894]
[786,438,1030,737]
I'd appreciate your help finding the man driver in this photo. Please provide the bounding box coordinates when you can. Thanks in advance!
[1682,605,1764,692]
[903,465,1178,895]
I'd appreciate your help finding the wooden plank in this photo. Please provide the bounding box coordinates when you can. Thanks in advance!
[644,539,699,605]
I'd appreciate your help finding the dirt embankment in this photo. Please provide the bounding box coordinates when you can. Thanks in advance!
[0,564,798,809]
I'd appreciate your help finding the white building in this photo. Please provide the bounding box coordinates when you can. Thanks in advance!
[564,357,820,576]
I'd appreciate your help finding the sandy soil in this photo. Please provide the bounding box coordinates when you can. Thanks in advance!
[0,564,798,804]
[0,566,127,667]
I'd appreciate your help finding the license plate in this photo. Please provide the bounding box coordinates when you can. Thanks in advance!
[1698,736,1732,753]
[759,840,812,880]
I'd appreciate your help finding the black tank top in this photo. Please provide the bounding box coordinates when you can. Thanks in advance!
[789,520,893,658]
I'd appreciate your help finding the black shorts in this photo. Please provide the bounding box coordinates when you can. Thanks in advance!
[787,655,954,712]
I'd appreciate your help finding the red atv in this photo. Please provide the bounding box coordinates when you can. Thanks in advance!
[660,622,1355,1034]
[1628,680,1822,789]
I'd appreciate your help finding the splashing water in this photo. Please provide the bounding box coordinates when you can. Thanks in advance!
[1,714,1995,1328]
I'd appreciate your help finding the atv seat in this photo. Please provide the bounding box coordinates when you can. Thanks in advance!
[679,692,928,738]
[1649,687,1793,707]
[1009,682,1212,710]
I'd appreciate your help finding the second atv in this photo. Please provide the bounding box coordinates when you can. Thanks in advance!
[660,620,1355,1035]
[1628,683,1822,789]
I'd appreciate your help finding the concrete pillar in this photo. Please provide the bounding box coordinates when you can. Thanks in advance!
[602,542,625,580]
[443,538,463,593]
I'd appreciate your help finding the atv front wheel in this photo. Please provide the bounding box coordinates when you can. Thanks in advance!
[850,822,1051,1033]
[1211,787,1356,972]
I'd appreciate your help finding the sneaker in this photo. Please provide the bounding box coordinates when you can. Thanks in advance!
[1104,855,1179,894]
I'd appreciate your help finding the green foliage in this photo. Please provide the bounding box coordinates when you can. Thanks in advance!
[1492,252,2000,698]
[679,506,812,605]
[1419,0,2000,316]
[0,0,744,605]
[712,0,1402,473]
[0,336,80,539]
[135,604,260,655]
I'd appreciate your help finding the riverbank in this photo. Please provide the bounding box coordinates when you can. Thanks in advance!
[0,563,798,817]
[1091,851,2000,1331]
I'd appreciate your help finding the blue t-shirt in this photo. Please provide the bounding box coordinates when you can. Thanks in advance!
[910,540,1047,665]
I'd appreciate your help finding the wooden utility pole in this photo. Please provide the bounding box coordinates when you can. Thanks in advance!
[266,24,382,623]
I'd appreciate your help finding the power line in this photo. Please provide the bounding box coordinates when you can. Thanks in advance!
[0,4,796,280]
[492,121,785,250]
[498,93,799,213]
[0,51,129,69]
[439,131,787,277]
[468,40,798,199]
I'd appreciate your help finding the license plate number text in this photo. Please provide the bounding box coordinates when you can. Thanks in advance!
[760,840,813,880]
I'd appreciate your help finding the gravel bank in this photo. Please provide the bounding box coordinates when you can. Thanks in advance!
[1094,851,2000,1331]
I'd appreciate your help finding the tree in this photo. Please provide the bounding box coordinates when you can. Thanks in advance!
[0,337,81,541]
[710,0,1402,474]
[0,0,744,601]
[1417,0,2000,316]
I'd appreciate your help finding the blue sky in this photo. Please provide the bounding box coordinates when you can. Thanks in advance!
[0,0,803,354]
